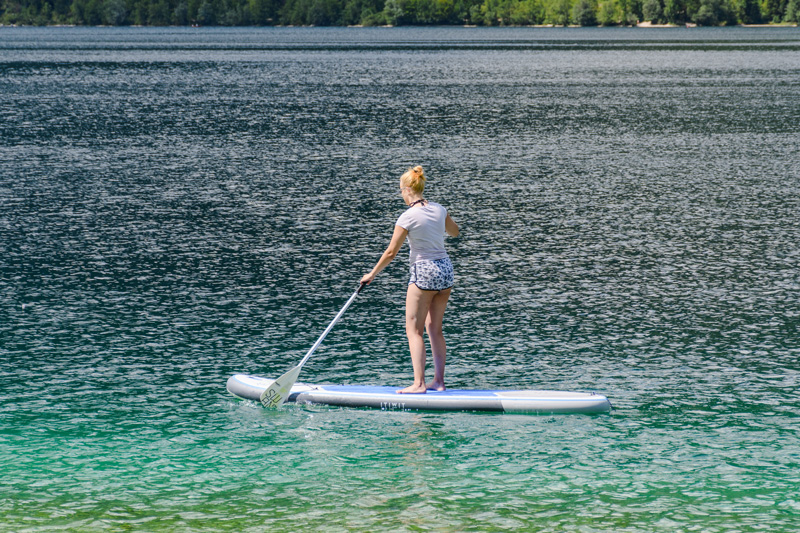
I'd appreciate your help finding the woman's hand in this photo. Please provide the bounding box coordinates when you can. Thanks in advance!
[360,273,375,285]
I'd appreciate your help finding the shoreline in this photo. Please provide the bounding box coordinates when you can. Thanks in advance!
[2,22,798,28]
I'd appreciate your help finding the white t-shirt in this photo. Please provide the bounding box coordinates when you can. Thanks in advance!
[395,201,449,264]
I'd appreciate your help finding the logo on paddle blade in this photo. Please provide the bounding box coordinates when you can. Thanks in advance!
[260,385,285,408]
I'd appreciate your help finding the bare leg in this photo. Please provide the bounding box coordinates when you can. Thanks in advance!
[398,284,436,394]
[425,288,451,391]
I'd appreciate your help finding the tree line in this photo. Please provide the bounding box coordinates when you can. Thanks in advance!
[2,0,798,28]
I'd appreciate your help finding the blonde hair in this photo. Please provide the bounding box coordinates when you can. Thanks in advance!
[400,165,426,194]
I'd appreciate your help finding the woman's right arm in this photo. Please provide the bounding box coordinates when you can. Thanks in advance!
[361,225,408,285]
[445,214,460,238]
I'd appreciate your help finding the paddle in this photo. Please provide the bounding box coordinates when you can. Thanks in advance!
[260,282,367,409]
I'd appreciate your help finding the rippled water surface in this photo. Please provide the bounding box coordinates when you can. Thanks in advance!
[2,26,800,531]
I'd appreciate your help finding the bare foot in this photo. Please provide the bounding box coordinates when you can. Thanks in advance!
[397,384,427,394]
[427,381,446,392]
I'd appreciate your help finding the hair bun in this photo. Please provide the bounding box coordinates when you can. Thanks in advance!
[400,165,426,193]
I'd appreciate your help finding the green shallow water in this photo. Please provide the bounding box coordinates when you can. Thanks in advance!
[2,26,800,532]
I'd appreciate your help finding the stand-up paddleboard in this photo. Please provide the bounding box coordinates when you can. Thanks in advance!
[227,374,611,414]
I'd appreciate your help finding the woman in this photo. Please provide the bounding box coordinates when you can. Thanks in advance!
[361,166,460,394]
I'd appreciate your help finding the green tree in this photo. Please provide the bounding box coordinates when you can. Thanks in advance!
[642,0,662,19]
[4,0,26,24]
[436,0,459,23]
[149,0,170,23]
[412,0,439,22]
[571,0,596,22]
[546,0,572,23]
[476,0,518,24]
[68,0,82,22]
[692,0,716,22]
[130,0,148,24]
[360,6,385,22]
[663,0,687,22]
[308,0,337,24]
[84,0,103,23]
[217,0,247,24]
[186,0,200,20]
[247,0,275,22]
[382,0,404,23]
[36,1,53,24]
[785,0,799,20]
[451,0,474,22]
[613,0,639,23]
[173,1,188,23]
[763,0,786,21]
[50,0,72,20]
[341,0,360,23]
[11,0,799,26]
[196,0,215,22]
[510,0,545,23]
[597,0,622,23]
[733,0,760,22]
[692,0,733,23]
[625,0,642,21]
[104,0,127,23]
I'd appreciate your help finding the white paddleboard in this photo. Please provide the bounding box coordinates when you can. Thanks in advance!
[227,374,611,414]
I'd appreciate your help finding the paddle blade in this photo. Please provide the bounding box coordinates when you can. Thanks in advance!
[259,365,303,409]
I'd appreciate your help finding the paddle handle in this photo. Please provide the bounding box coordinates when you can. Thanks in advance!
[297,282,367,368]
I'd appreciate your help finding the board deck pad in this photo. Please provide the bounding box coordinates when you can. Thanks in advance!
[227,374,611,414]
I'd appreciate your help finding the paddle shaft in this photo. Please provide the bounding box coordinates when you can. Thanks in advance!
[260,282,367,408]
[261,283,366,409]
[297,282,366,369]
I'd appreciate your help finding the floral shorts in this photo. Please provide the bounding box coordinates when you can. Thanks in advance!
[409,257,454,292]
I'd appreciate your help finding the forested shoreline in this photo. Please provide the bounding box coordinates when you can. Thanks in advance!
[1,0,798,28]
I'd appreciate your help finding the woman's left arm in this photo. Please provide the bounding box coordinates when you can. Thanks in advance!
[361,225,408,285]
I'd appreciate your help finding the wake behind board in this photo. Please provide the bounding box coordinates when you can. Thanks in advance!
[227,374,611,414]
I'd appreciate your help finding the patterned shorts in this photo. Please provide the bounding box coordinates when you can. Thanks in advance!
[409,257,454,291]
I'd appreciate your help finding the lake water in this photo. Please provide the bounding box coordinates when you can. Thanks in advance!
[1,26,800,531]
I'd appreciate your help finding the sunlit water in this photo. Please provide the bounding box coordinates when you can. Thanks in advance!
[2,26,800,531]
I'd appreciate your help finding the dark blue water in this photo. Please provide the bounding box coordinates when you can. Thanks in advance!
[2,26,800,531]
